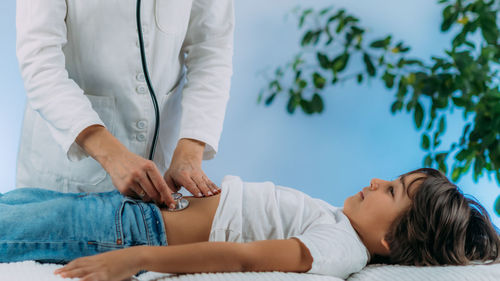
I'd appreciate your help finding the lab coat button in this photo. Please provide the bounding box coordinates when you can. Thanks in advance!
[136,85,147,94]
[137,134,146,142]
[137,120,147,129]
[136,73,145,82]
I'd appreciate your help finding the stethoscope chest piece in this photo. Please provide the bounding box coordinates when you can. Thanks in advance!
[168,192,189,211]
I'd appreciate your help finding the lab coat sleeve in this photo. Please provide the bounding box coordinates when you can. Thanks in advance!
[16,0,106,161]
[179,0,234,160]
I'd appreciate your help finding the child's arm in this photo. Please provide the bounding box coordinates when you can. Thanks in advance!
[55,238,313,281]
[142,238,312,274]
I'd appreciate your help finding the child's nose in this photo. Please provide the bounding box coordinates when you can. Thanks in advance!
[369,178,380,190]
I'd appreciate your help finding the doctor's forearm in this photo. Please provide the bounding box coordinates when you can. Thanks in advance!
[75,125,127,168]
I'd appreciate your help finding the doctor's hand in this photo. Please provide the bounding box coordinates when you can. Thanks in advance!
[164,138,220,198]
[76,125,177,207]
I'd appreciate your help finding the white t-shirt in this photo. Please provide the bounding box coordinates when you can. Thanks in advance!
[209,176,370,279]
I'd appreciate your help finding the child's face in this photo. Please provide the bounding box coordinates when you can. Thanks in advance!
[343,173,423,256]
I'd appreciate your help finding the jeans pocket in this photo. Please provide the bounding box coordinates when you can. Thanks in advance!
[84,193,129,252]
[115,198,152,247]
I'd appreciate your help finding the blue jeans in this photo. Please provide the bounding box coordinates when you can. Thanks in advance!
[0,188,167,263]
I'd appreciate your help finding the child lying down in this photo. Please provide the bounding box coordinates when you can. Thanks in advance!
[0,168,498,281]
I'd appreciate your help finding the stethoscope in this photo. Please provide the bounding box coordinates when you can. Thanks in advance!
[136,0,189,211]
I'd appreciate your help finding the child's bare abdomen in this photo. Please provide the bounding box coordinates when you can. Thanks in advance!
[159,193,221,245]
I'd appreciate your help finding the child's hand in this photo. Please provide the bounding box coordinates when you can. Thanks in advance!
[54,246,145,281]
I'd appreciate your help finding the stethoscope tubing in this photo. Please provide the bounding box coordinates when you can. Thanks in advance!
[136,0,189,211]
[136,0,160,161]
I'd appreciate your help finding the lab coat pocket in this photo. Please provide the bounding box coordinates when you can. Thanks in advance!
[155,0,192,34]
[30,94,116,186]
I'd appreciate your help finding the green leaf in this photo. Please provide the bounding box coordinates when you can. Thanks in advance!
[313,72,326,89]
[382,71,396,88]
[265,93,277,106]
[319,7,333,16]
[451,166,462,182]
[455,149,470,161]
[433,131,441,148]
[459,124,471,145]
[414,102,424,128]
[297,79,307,89]
[452,31,467,47]
[331,53,350,72]
[336,19,346,33]
[295,70,302,80]
[327,9,345,24]
[495,196,500,216]
[317,53,330,69]
[480,12,499,44]
[473,158,482,181]
[452,97,467,107]
[436,152,448,173]
[257,90,264,104]
[391,101,403,113]
[311,93,324,113]
[292,56,304,71]
[301,31,315,46]
[421,134,430,150]
[363,53,376,77]
[299,9,313,28]
[287,95,297,114]
[438,116,446,133]
[300,99,314,114]
[357,74,364,84]
[441,5,458,31]
[424,154,433,167]
[369,36,391,49]
[370,39,387,49]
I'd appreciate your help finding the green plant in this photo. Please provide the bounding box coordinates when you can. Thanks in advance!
[259,0,500,214]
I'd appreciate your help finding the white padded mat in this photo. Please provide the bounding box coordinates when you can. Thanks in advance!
[2,261,500,281]
[0,261,341,281]
[348,263,500,281]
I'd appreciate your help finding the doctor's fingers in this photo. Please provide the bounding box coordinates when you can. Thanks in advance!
[204,176,221,194]
[128,184,151,202]
[135,175,162,204]
[175,176,204,198]
[146,167,176,206]
[191,175,213,197]
[194,175,220,196]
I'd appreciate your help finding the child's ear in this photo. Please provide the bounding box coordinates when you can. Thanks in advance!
[381,238,390,252]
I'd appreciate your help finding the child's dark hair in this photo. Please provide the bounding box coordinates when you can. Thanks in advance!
[383,168,500,266]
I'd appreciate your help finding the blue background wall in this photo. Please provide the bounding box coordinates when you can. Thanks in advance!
[1,0,498,227]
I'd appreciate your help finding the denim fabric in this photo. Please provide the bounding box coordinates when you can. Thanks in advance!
[0,188,167,263]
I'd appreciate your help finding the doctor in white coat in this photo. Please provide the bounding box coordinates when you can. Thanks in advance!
[15,0,234,208]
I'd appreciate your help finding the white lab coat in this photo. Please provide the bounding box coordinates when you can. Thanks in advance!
[15,0,234,192]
